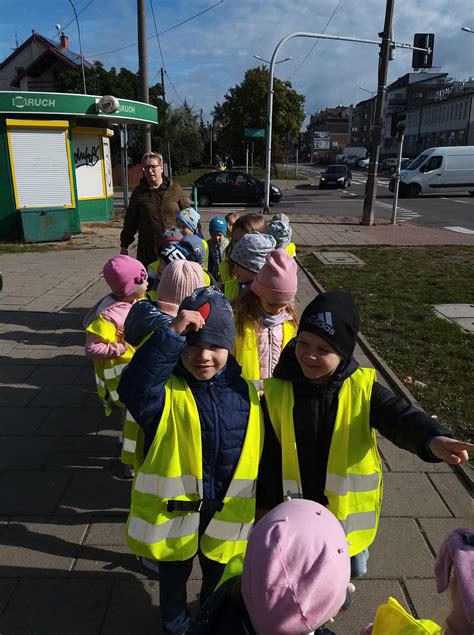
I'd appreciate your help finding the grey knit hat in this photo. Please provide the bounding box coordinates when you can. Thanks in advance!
[267,220,292,248]
[230,232,277,273]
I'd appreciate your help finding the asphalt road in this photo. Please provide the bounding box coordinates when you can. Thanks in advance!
[277,164,474,232]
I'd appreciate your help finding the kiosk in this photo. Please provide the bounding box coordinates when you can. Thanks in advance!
[0,91,158,242]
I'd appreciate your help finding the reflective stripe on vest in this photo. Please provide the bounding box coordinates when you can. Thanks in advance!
[85,314,135,413]
[223,279,239,301]
[122,410,140,466]
[285,243,296,257]
[235,319,296,381]
[203,241,209,271]
[264,368,383,557]
[126,375,263,563]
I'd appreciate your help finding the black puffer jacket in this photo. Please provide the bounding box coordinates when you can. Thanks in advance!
[256,338,450,509]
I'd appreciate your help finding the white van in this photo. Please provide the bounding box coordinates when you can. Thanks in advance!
[389,146,474,197]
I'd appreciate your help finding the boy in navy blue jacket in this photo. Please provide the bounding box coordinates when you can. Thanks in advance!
[118,287,263,635]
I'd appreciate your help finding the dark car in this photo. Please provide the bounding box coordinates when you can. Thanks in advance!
[319,164,352,189]
[192,171,282,207]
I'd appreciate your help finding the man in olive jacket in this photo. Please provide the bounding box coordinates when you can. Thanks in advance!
[120,152,190,267]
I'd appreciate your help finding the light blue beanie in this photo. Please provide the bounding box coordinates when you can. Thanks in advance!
[177,207,200,233]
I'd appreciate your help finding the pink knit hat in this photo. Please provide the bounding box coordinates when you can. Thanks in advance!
[103,255,147,297]
[156,260,205,317]
[251,248,297,304]
[435,528,474,634]
[241,499,351,635]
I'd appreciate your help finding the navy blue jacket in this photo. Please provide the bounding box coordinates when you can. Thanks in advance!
[118,327,251,518]
[124,299,172,347]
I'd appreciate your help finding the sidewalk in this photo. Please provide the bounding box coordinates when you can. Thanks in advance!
[0,239,472,633]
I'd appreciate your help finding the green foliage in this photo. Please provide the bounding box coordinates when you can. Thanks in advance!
[158,103,204,175]
[212,67,305,164]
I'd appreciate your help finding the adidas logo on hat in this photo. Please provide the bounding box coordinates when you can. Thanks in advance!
[304,311,335,336]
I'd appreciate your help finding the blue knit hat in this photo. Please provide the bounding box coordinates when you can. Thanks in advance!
[179,286,235,350]
[209,216,227,236]
[179,235,206,263]
[177,207,200,233]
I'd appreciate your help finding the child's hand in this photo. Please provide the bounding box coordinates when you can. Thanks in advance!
[170,310,205,336]
[429,436,474,465]
[115,328,125,344]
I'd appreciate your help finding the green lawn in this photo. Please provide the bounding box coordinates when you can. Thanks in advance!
[303,246,474,442]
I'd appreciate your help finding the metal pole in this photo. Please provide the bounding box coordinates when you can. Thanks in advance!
[391,130,404,224]
[209,125,213,166]
[245,143,249,173]
[362,0,394,225]
[167,140,172,181]
[251,140,254,176]
[68,0,86,94]
[160,67,166,102]
[120,125,129,212]
[295,147,299,176]
[137,0,151,153]
[263,28,429,214]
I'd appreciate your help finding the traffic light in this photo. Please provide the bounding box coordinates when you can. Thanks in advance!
[391,113,406,138]
[412,33,434,69]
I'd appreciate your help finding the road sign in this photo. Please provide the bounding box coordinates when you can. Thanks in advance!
[244,128,265,138]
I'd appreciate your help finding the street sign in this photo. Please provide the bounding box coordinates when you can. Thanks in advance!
[244,128,265,138]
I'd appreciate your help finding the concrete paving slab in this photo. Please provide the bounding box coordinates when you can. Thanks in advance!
[72,545,148,579]
[404,578,451,626]
[57,471,131,516]
[0,471,72,515]
[37,407,105,436]
[377,438,451,473]
[26,366,83,386]
[433,303,474,318]
[84,517,127,546]
[0,578,113,634]
[29,385,95,408]
[0,436,59,469]
[0,364,36,382]
[333,579,408,635]
[45,452,118,471]
[0,384,41,406]
[56,434,120,455]
[72,366,96,385]
[0,517,89,577]
[368,517,435,578]
[381,473,452,517]
[0,406,50,435]
[0,579,18,616]
[418,517,472,555]
[428,472,473,518]
[100,580,163,635]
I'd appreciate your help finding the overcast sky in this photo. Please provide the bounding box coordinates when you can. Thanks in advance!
[1,0,473,123]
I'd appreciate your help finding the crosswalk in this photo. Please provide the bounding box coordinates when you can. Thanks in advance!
[375,200,421,222]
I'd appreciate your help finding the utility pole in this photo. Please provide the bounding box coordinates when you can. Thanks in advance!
[160,67,166,102]
[137,0,151,153]
[362,0,394,225]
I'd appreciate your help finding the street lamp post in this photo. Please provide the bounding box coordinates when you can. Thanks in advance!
[68,0,86,94]
[461,27,474,33]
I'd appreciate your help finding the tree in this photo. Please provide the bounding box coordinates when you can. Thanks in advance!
[212,67,305,165]
[157,102,204,175]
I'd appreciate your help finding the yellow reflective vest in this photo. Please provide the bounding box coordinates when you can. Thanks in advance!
[85,313,139,466]
[126,374,264,563]
[371,597,442,634]
[223,279,240,302]
[203,240,209,271]
[264,368,383,557]
[285,243,296,257]
[235,319,296,382]
[219,260,233,284]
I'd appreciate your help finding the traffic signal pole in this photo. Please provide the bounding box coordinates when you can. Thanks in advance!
[362,0,394,225]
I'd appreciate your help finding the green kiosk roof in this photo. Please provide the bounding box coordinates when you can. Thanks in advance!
[0,91,158,125]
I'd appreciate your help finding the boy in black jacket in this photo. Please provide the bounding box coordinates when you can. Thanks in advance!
[258,291,473,579]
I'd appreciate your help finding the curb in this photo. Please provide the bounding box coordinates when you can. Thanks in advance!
[295,254,474,492]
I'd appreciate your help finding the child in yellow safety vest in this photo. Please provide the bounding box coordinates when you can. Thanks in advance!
[147,226,182,297]
[207,216,229,283]
[176,207,209,271]
[267,217,296,257]
[257,291,474,584]
[187,499,354,635]
[118,286,264,635]
[232,249,298,390]
[83,255,148,477]
[359,527,474,634]
[219,213,266,286]
[224,231,275,302]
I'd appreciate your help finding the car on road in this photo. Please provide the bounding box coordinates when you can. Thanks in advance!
[319,164,352,189]
[356,157,370,169]
[192,171,282,207]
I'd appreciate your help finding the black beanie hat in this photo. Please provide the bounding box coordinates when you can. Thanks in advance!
[179,286,235,350]
[298,291,359,360]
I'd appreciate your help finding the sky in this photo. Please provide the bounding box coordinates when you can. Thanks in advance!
[1,0,473,125]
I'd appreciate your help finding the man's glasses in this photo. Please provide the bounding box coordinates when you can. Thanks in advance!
[143,164,162,172]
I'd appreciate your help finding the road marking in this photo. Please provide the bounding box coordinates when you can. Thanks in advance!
[443,226,474,234]
[453,199,470,204]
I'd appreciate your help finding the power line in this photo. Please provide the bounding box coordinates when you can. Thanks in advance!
[149,0,184,105]
[86,0,224,58]
[50,0,94,41]
[285,0,344,81]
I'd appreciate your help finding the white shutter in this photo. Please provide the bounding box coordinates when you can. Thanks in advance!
[9,127,73,208]
[72,134,105,199]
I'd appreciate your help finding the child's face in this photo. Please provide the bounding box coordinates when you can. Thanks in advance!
[259,297,289,316]
[227,219,235,234]
[181,342,228,380]
[295,331,343,382]
[212,231,225,244]
[232,263,256,283]
[177,221,192,236]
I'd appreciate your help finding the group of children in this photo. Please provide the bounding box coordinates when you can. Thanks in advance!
[84,206,473,635]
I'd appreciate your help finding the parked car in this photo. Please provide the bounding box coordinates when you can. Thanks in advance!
[192,171,282,206]
[319,164,352,189]
[389,158,412,174]
[356,157,370,169]
[344,155,360,167]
